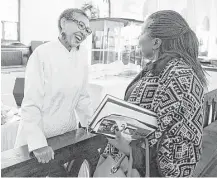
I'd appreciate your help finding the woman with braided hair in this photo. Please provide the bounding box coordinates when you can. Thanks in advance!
[106,10,207,177]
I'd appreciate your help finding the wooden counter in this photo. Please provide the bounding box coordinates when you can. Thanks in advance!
[1,129,107,177]
[2,121,217,177]
[193,120,217,177]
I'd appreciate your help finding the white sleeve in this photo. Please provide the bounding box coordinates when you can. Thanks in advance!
[21,49,48,152]
[75,48,93,127]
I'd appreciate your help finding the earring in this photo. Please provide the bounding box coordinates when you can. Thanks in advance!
[61,31,66,40]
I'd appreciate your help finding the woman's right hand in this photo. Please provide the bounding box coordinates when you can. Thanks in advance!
[33,146,54,163]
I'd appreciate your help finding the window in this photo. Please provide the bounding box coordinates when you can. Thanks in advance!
[82,0,110,19]
[142,0,217,58]
[1,0,20,41]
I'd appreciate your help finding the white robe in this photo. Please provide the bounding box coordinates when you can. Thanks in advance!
[15,40,93,152]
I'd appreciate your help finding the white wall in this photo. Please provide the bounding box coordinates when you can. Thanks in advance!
[20,0,76,45]
[111,0,144,20]
[142,0,216,32]
[208,0,217,58]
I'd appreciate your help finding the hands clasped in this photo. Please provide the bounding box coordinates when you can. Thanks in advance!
[33,146,54,163]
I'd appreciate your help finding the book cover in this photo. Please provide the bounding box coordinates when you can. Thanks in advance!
[89,95,157,140]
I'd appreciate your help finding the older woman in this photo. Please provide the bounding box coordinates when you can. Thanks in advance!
[15,8,93,164]
[107,10,207,177]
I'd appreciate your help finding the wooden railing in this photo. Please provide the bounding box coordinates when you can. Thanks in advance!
[1,129,107,177]
[193,120,217,177]
[203,89,217,127]
[2,123,217,177]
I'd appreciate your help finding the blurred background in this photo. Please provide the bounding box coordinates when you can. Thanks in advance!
[1,0,217,120]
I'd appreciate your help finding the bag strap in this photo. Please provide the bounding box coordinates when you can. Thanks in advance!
[155,131,167,177]
[127,137,150,177]
[144,138,150,177]
[110,154,126,174]
[127,147,133,177]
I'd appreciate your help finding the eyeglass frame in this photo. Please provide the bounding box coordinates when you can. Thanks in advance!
[67,17,92,35]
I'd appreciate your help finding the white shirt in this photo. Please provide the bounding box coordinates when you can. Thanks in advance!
[15,40,93,152]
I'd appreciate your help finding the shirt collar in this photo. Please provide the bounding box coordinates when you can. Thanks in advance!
[57,37,79,52]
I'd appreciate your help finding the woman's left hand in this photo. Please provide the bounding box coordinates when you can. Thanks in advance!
[107,130,131,156]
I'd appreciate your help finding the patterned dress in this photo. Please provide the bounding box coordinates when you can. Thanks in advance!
[104,58,205,177]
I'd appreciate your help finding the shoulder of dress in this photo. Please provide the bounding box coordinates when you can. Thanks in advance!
[78,44,88,53]
[34,41,56,54]
[158,58,197,90]
[162,58,194,76]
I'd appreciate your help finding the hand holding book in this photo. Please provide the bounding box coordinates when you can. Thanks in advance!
[107,129,131,156]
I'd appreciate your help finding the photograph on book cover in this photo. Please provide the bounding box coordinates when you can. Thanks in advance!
[89,95,158,140]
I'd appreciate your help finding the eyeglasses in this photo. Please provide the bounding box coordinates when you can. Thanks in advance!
[68,18,92,35]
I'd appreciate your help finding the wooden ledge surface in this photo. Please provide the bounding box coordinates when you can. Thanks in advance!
[1,129,94,169]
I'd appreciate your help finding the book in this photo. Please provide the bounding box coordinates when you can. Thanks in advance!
[89,95,157,140]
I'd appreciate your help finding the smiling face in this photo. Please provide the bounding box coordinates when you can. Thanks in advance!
[60,12,91,47]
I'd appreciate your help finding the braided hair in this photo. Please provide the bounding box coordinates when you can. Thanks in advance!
[146,10,207,87]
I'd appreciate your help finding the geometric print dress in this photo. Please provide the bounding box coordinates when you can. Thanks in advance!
[126,58,205,177]
[103,58,205,177]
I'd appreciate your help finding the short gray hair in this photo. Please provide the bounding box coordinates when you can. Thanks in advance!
[58,8,89,32]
